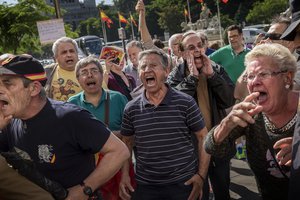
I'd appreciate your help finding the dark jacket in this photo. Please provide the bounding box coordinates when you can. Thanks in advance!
[108,71,136,101]
[167,60,235,126]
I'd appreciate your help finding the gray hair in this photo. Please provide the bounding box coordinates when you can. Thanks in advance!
[138,49,169,70]
[168,33,183,47]
[126,40,143,51]
[182,30,197,42]
[75,55,103,78]
[21,77,47,98]
[196,31,208,45]
[245,43,297,73]
[52,37,79,58]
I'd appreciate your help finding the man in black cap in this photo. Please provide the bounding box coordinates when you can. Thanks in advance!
[275,0,300,199]
[0,54,129,199]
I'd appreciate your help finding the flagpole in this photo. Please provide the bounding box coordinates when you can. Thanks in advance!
[184,9,187,23]
[216,0,223,46]
[130,12,135,40]
[118,12,122,28]
[100,9,108,46]
[186,0,191,23]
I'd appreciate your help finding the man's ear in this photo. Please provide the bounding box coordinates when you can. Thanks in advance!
[29,81,42,96]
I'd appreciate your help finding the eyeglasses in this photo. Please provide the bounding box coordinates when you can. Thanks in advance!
[186,43,204,51]
[244,70,287,82]
[264,33,282,40]
[79,68,100,77]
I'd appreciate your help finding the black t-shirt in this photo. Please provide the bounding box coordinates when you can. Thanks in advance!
[0,99,110,188]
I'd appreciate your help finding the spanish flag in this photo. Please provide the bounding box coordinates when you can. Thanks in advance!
[130,14,137,27]
[118,12,129,24]
[100,10,113,28]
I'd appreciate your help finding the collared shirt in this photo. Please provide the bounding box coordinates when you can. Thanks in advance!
[68,89,128,131]
[121,84,205,185]
[209,45,250,83]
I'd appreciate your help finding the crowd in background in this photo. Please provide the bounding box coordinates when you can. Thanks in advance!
[0,0,300,200]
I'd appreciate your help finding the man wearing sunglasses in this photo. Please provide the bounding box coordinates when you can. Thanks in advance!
[257,16,295,53]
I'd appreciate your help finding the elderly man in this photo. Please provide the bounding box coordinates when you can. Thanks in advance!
[45,37,81,101]
[68,55,136,200]
[123,40,143,87]
[167,31,235,200]
[119,49,210,200]
[0,55,129,200]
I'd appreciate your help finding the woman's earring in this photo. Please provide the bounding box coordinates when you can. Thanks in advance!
[285,84,290,89]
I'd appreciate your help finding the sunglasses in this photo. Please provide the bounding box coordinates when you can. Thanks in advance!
[264,33,282,40]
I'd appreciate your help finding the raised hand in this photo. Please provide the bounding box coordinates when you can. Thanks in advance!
[273,137,293,166]
[214,92,263,143]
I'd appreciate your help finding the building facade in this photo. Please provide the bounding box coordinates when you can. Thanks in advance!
[46,0,98,30]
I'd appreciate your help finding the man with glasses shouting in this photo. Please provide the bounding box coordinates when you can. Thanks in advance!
[167,31,235,200]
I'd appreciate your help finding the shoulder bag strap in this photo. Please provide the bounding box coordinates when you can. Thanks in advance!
[104,90,110,127]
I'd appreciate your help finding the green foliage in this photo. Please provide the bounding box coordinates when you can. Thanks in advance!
[220,14,235,32]
[246,0,289,24]
[76,18,101,37]
[65,24,79,38]
[0,0,54,54]
[157,5,184,34]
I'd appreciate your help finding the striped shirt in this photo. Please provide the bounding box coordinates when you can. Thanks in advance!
[121,85,205,185]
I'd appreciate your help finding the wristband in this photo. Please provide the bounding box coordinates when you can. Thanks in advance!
[196,172,205,182]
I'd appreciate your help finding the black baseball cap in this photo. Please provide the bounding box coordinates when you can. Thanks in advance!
[0,55,47,86]
[281,0,300,41]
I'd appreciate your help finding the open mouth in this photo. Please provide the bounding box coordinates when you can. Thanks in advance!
[145,76,156,86]
[194,55,203,65]
[256,91,267,104]
[86,81,97,88]
[0,99,9,110]
[66,59,74,64]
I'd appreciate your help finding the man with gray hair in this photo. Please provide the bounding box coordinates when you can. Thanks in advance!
[167,30,235,200]
[44,37,81,101]
[123,40,143,86]
[119,48,210,200]
[0,54,129,200]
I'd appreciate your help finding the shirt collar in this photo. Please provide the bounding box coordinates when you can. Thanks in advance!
[81,88,107,105]
[141,84,172,107]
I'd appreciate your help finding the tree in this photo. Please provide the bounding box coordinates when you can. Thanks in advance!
[157,5,184,34]
[76,18,102,37]
[0,0,54,53]
[246,0,288,24]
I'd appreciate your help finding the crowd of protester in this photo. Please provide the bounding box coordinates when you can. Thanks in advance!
[0,0,300,200]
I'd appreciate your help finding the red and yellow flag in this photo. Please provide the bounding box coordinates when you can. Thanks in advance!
[130,14,137,27]
[184,8,188,16]
[100,11,113,28]
[118,13,129,24]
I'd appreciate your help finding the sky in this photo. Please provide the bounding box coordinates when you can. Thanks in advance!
[0,0,113,5]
